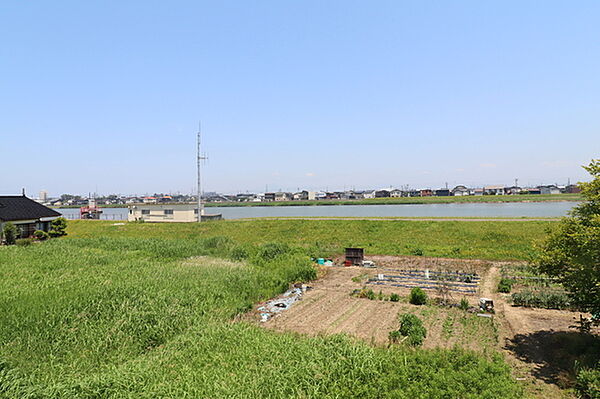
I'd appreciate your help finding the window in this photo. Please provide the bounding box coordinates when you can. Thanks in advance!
[164,209,173,215]
[194,209,198,214]
[141,209,150,215]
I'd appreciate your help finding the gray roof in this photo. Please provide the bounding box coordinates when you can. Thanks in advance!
[0,196,61,222]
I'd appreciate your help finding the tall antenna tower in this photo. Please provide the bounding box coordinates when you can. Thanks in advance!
[197,122,208,222]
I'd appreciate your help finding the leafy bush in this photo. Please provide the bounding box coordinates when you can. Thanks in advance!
[389,293,400,302]
[397,313,427,347]
[497,278,515,293]
[459,297,470,311]
[48,217,68,238]
[2,222,17,245]
[511,289,571,310]
[409,287,427,305]
[33,230,50,241]
[15,238,33,247]
[575,367,600,399]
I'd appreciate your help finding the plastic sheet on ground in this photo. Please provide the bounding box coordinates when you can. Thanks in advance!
[258,285,310,322]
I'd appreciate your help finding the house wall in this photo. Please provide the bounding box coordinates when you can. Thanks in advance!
[128,204,198,222]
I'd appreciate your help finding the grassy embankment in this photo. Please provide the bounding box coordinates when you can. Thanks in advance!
[68,218,557,261]
[0,219,537,397]
[55,193,581,208]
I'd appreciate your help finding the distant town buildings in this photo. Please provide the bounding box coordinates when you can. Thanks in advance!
[39,181,580,208]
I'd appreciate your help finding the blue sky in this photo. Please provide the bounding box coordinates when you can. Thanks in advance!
[1,1,599,196]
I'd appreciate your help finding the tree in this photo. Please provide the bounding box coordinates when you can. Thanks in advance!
[48,217,68,238]
[2,222,18,245]
[537,159,600,323]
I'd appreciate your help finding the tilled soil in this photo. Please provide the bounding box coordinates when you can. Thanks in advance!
[252,254,598,398]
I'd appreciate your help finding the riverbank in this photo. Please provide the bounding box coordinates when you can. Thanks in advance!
[67,218,556,260]
[53,193,581,209]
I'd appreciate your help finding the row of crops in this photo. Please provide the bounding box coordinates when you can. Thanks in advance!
[499,265,571,310]
[367,269,480,294]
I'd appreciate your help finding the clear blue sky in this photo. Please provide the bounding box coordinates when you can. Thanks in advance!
[1,1,599,196]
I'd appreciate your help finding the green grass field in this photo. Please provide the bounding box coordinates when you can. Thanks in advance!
[67,218,557,261]
[0,227,523,398]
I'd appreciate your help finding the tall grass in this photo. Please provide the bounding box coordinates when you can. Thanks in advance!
[67,219,556,260]
[0,236,522,397]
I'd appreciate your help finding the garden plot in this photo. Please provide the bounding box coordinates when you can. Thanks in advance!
[257,260,493,347]
[366,269,480,294]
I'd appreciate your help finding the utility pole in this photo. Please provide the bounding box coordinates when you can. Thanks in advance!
[197,122,208,222]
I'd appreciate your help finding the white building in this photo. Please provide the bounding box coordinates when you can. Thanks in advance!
[128,204,221,222]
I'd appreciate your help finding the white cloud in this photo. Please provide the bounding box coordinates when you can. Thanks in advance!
[305,172,315,177]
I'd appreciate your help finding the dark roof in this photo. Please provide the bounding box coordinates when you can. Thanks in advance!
[0,196,61,222]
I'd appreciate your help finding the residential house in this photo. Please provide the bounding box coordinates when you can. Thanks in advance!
[504,186,521,195]
[264,193,276,201]
[293,191,309,201]
[362,191,376,199]
[484,186,505,195]
[451,185,469,196]
[375,190,390,198]
[472,188,484,196]
[539,185,561,195]
[0,195,62,239]
[419,189,433,197]
[274,192,292,201]
[523,187,541,195]
[389,189,403,197]
[435,189,451,197]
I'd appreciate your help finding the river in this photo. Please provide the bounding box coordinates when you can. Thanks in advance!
[58,201,577,220]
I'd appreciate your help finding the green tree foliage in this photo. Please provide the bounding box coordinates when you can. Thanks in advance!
[49,217,68,238]
[2,222,17,245]
[537,159,600,321]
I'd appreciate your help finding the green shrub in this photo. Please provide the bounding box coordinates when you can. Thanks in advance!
[2,222,17,245]
[511,289,571,310]
[33,230,50,241]
[48,217,68,238]
[397,313,427,347]
[15,238,33,247]
[451,247,461,256]
[409,287,427,305]
[389,293,400,302]
[575,367,600,399]
[459,297,470,311]
[497,278,515,293]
